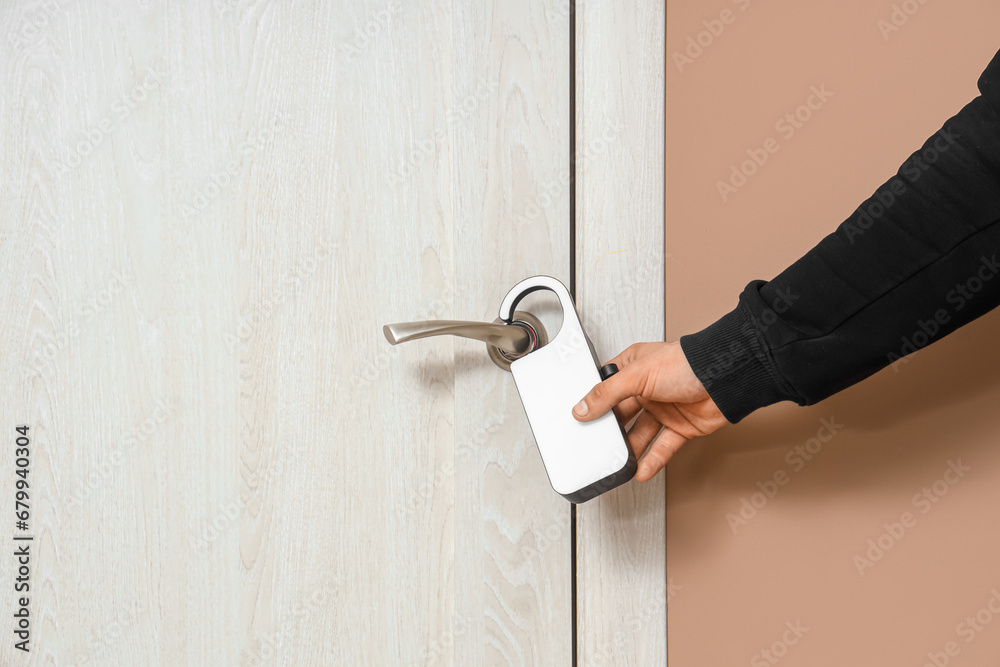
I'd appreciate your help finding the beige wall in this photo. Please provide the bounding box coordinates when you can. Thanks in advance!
[666,1,1000,664]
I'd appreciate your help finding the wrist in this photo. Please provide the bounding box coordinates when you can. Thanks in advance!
[679,301,791,423]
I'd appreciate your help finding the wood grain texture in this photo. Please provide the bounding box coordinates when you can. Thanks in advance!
[0,1,570,664]
[453,0,572,665]
[451,2,572,666]
[574,0,667,665]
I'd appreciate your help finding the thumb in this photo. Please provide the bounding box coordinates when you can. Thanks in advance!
[572,366,644,422]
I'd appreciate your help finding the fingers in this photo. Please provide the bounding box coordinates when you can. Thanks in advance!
[635,427,689,481]
[602,342,655,371]
[625,411,662,458]
[572,364,645,421]
[615,397,643,425]
[573,343,669,422]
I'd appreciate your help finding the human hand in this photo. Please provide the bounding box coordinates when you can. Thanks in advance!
[572,342,728,481]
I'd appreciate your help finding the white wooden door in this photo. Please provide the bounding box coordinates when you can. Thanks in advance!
[0,1,663,664]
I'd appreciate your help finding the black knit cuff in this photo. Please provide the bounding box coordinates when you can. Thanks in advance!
[679,303,792,424]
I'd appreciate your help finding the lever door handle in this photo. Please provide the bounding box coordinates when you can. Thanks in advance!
[382,311,547,371]
[383,320,531,355]
[382,275,634,502]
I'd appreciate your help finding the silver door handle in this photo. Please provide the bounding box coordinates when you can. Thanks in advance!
[383,320,531,353]
[382,275,636,503]
[382,311,547,371]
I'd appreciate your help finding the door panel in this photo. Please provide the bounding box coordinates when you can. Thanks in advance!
[575,1,668,665]
[0,1,573,664]
[451,2,571,665]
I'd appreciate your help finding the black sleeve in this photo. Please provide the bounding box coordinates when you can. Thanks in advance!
[680,47,1000,424]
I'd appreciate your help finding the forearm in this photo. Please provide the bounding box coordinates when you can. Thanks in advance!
[681,49,1000,423]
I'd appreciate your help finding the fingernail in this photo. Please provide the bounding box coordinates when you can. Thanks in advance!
[638,463,650,479]
[573,400,589,417]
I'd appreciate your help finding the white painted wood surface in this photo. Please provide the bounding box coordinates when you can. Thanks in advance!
[574,1,668,665]
[450,2,572,666]
[0,1,573,665]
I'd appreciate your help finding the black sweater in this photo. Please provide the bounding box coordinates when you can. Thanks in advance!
[680,47,1000,424]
